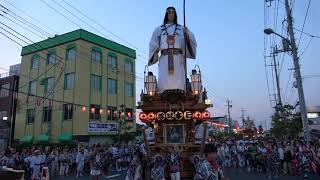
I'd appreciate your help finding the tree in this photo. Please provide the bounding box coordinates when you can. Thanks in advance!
[270,104,302,138]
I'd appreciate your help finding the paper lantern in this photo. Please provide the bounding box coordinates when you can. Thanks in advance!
[202,111,210,120]
[193,111,202,120]
[139,112,148,123]
[191,68,202,95]
[81,106,86,112]
[147,112,156,121]
[145,72,157,96]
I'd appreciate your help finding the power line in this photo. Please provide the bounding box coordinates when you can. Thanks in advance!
[299,36,313,58]
[0,4,50,38]
[41,0,150,67]
[294,27,320,39]
[297,0,312,47]
[2,0,59,34]
[0,26,29,44]
[39,0,81,28]
[61,0,148,57]
[0,12,145,81]
[0,29,23,46]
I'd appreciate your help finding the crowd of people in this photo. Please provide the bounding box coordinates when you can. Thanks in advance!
[0,143,144,180]
[0,138,319,180]
[212,138,320,178]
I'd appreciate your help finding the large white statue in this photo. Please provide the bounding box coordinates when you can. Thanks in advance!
[149,7,197,93]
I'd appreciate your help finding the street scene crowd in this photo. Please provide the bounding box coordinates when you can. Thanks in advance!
[0,137,319,180]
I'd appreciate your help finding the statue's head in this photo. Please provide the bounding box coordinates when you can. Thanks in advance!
[163,7,177,24]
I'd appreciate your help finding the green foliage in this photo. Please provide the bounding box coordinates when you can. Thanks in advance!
[270,104,302,138]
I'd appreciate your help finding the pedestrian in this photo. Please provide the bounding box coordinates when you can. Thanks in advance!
[151,150,165,180]
[166,146,181,180]
[30,149,43,180]
[90,144,104,180]
[59,149,66,176]
[76,148,85,177]
[50,148,59,177]
[194,144,228,180]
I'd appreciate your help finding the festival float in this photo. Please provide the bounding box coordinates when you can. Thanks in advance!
[137,66,212,179]
[135,5,214,178]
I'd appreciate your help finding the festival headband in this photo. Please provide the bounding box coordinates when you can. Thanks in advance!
[166,7,176,12]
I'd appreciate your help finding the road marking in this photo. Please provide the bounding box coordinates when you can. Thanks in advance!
[105,174,121,178]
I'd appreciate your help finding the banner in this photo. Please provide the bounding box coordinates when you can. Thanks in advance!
[88,122,118,133]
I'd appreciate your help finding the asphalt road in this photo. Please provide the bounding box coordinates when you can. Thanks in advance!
[225,167,319,180]
[54,168,319,180]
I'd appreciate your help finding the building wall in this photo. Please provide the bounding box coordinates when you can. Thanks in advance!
[0,75,19,149]
[15,37,136,143]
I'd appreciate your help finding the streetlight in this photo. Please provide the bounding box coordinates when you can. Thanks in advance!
[264,28,288,42]
[264,28,291,52]
[264,28,311,143]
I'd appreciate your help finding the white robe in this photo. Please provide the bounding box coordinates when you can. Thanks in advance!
[149,24,197,93]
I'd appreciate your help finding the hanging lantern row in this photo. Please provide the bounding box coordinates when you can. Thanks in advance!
[139,111,210,123]
[80,106,135,118]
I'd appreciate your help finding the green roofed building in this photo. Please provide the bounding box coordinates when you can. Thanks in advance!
[15,29,136,144]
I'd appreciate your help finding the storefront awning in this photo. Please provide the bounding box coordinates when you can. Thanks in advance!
[59,133,72,142]
[20,135,33,144]
[36,134,49,143]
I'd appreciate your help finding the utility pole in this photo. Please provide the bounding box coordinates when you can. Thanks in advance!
[272,47,282,108]
[226,99,232,134]
[284,0,310,143]
[118,104,126,143]
[241,108,246,128]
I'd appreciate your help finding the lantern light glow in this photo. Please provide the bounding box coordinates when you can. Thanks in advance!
[145,70,157,96]
[81,106,86,112]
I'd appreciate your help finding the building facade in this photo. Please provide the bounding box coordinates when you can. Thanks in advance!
[307,106,320,139]
[0,74,19,150]
[9,64,20,76]
[15,29,136,144]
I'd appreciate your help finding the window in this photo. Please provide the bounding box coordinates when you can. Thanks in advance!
[107,106,117,120]
[31,56,40,69]
[26,109,35,124]
[125,61,133,73]
[28,81,37,95]
[0,83,10,97]
[125,108,133,121]
[43,106,52,122]
[65,73,75,90]
[63,104,73,120]
[125,83,133,97]
[66,48,76,61]
[107,79,117,94]
[91,75,101,91]
[91,50,102,63]
[45,77,54,93]
[47,53,56,65]
[89,104,101,121]
[107,55,117,68]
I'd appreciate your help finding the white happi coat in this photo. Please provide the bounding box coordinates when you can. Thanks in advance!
[149,24,197,93]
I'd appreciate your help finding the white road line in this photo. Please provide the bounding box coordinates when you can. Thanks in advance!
[105,174,121,178]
